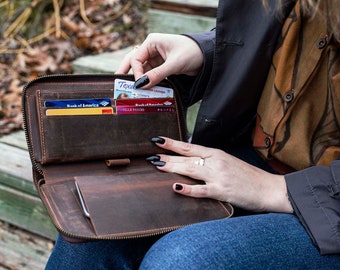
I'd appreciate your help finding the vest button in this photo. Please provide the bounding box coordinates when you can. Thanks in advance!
[264,137,271,148]
[283,91,294,103]
[316,37,327,49]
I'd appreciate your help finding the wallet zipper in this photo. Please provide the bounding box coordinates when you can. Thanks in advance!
[51,204,232,241]
[55,222,194,241]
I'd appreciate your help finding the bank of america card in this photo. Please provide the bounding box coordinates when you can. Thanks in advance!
[114,79,174,99]
[115,98,174,107]
[44,98,111,108]
[46,107,114,116]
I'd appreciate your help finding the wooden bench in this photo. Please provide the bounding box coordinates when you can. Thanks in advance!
[0,131,57,240]
[0,132,55,269]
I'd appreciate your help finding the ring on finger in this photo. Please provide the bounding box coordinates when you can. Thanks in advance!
[194,158,205,166]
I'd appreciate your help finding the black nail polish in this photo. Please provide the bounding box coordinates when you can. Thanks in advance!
[175,184,183,191]
[152,161,166,167]
[151,137,165,144]
[146,155,161,162]
[133,75,149,89]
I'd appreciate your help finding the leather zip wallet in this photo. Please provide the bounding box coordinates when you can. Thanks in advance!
[22,74,233,242]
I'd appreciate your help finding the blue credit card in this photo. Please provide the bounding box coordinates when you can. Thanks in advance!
[44,98,111,108]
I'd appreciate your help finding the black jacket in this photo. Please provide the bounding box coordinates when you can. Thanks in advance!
[173,0,340,255]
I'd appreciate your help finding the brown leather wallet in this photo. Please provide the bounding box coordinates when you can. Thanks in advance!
[23,74,233,242]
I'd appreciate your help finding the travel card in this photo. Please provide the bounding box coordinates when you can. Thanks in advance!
[46,107,114,116]
[44,98,111,108]
[114,79,174,99]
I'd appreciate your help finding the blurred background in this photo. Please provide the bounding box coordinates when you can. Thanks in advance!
[0,0,149,136]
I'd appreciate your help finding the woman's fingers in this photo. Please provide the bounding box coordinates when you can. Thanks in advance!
[172,182,228,202]
[153,136,218,159]
[115,33,204,88]
[156,154,212,182]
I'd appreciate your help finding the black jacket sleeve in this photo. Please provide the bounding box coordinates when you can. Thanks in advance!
[285,161,340,255]
[169,30,216,108]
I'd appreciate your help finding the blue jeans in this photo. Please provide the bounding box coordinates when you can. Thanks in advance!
[46,214,340,269]
[45,142,340,269]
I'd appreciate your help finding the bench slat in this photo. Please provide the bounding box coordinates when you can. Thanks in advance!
[0,131,56,240]
[0,222,53,269]
[0,184,57,240]
[151,0,217,17]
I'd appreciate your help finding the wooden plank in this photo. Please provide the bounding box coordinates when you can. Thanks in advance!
[72,46,133,74]
[0,130,56,239]
[151,0,217,17]
[0,130,27,150]
[0,131,37,195]
[0,221,53,270]
[0,170,37,197]
[147,9,215,34]
[0,185,57,240]
[152,0,218,8]
[0,139,32,182]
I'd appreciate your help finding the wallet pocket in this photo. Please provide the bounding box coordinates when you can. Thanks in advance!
[35,89,183,164]
[74,172,231,238]
[39,161,233,240]
[39,112,181,164]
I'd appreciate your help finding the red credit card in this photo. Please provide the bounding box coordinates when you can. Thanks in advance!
[116,105,175,115]
[115,98,174,107]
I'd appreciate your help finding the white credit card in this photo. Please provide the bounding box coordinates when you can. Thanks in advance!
[114,79,174,99]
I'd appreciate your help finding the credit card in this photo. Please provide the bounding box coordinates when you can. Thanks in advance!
[46,107,114,116]
[44,98,111,108]
[114,79,174,99]
[115,98,174,107]
[116,105,175,115]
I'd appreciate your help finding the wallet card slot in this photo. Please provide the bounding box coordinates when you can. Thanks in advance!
[31,77,185,165]
[37,89,114,102]
[38,111,181,164]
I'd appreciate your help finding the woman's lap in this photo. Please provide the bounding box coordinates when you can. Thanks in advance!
[46,213,340,269]
[140,213,340,270]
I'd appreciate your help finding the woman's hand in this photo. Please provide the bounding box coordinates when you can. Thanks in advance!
[115,33,204,88]
[150,137,294,213]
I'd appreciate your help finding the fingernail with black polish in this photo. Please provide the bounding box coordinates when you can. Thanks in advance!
[133,75,149,89]
[151,137,165,144]
[175,184,183,191]
[146,155,161,162]
[152,161,166,167]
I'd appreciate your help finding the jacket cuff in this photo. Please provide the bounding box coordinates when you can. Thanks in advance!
[181,30,215,105]
[285,162,340,254]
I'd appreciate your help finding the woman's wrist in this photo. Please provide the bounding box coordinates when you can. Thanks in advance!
[264,174,294,213]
